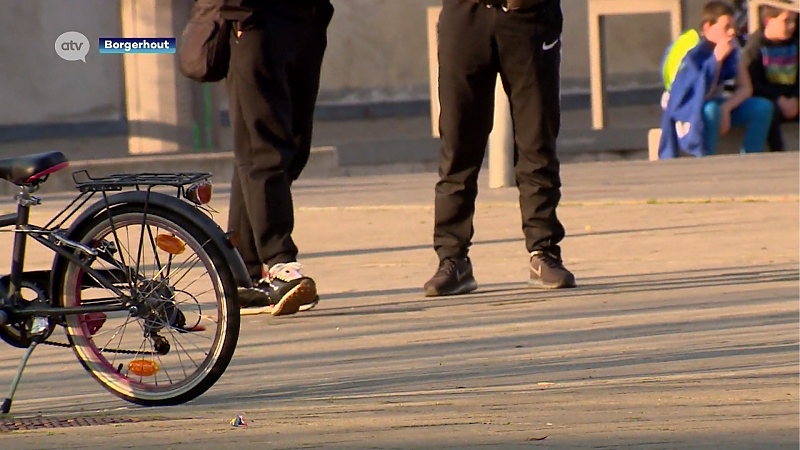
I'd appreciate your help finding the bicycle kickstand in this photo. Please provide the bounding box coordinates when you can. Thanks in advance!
[2,318,48,414]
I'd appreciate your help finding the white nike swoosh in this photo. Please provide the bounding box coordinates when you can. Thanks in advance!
[542,39,559,51]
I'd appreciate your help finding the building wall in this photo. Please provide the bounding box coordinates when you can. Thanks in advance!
[0,0,125,126]
[0,0,710,127]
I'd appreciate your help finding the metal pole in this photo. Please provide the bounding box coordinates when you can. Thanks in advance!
[488,75,515,189]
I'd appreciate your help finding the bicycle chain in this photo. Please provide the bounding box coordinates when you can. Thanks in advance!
[40,338,154,355]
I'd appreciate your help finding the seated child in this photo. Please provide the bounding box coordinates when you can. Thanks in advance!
[742,5,799,152]
[658,0,774,159]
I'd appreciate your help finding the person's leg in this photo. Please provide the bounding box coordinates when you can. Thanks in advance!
[274,1,334,313]
[730,97,774,153]
[226,30,274,310]
[225,67,262,282]
[228,166,262,280]
[494,1,575,289]
[228,19,298,266]
[702,100,723,156]
[228,9,316,315]
[765,99,785,152]
[424,0,495,296]
[287,1,334,184]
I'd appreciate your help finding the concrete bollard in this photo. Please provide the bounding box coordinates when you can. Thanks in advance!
[488,76,515,189]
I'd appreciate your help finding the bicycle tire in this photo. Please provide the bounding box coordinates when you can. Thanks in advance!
[51,203,240,407]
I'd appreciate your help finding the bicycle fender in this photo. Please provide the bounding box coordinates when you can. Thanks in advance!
[50,191,251,291]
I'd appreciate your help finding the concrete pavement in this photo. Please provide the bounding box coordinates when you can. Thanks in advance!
[0,152,798,449]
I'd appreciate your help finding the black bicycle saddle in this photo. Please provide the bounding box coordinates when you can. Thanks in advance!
[0,151,69,186]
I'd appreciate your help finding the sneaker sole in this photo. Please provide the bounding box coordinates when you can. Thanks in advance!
[272,279,318,316]
[528,279,577,289]
[240,305,274,316]
[298,297,319,312]
[424,278,478,297]
[240,296,320,316]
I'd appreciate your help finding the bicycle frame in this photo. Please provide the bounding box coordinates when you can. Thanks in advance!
[1,189,129,320]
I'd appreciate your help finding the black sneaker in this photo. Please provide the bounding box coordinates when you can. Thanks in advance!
[529,250,576,289]
[423,257,478,297]
[267,263,318,316]
[237,281,274,316]
[238,263,319,316]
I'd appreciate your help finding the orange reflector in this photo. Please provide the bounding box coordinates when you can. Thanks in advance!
[128,359,160,377]
[156,234,186,255]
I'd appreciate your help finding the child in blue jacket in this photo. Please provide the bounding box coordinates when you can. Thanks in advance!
[659,1,774,159]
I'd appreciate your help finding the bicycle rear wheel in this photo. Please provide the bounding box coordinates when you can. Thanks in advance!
[54,203,240,406]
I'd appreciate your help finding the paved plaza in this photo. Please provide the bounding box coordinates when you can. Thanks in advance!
[0,152,798,449]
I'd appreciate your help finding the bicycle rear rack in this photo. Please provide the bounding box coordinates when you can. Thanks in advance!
[71,171,212,193]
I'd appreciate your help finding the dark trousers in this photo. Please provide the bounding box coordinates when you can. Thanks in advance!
[226,1,333,278]
[766,98,796,152]
[434,0,566,261]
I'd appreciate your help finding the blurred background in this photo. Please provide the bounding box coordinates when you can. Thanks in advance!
[0,0,781,165]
